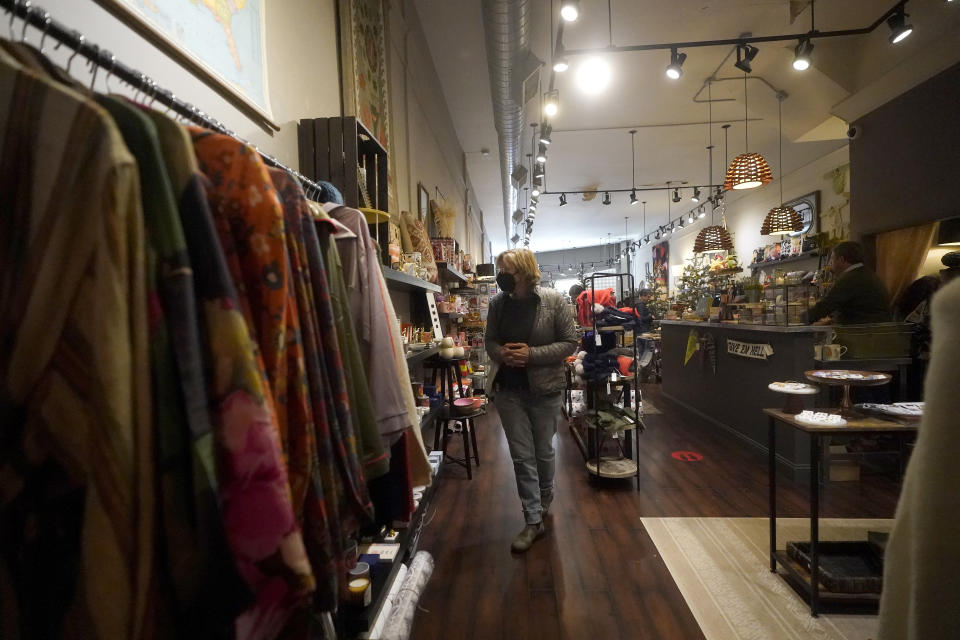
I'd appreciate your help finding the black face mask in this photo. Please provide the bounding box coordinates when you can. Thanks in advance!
[496,271,516,293]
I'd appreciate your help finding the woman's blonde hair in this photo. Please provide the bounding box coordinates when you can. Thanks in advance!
[496,249,541,288]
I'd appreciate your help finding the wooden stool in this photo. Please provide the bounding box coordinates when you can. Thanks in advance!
[425,356,465,407]
[436,407,483,479]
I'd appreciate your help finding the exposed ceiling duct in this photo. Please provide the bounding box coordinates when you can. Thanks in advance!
[482,0,532,247]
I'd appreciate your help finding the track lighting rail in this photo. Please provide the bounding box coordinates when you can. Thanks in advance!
[561,1,908,58]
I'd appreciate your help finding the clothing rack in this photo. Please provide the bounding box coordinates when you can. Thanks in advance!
[0,0,327,199]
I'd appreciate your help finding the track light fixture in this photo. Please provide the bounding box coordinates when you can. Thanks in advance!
[793,38,813,71]
[534,163,545,178]
[559,193,568,207]
[887,6,913,44]
[688,212,695,224]
[553,56,569,73]
[698,205,706,219]
[532,187,541,197]
[541,124,552,145]
[691,187,701,203]
[644,236,650,245]
[630,189,638,205]
[665,48,687,80]
[561,0,580,22]
[672,188,681,203]
[655,229,661,240]
[602,192,612,206]
[734,44,759,74]
[543,90,559,118]
[536,143,547,164]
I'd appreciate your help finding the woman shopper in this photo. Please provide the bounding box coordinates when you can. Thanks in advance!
[485,249,578,552]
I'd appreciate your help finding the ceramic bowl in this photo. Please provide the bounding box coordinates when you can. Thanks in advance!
[453,398,475,415]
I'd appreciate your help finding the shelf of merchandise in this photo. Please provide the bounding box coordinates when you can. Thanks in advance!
[342,474,441,637]
[437,312,464,321]
[381,266,442,293]
[436,262,469,285]
[749,250,820,272]
[406,346,439,365]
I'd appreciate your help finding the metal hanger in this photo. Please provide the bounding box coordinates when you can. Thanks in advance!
[37,10,50,52]
[103,52,115,92]
[86,45,99,90]
[65,32,83,74]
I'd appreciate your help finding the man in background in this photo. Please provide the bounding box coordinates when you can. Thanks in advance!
[807,241,892,325]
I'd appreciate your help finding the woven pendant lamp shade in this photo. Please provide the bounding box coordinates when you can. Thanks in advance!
[760,205,804,235]
[723,152,773,190]
[694,225,734,253]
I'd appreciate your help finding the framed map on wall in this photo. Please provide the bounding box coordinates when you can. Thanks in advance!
[94,0,276,130]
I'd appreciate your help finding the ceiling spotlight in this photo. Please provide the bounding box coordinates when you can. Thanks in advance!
[887,7,913,44]
[644,236,650,245]
[688,212,695,224]
[691,187,701,203]
[534,163,545,178]
[561,0,579,22]
[665,48,687,80]
[698,206,706,219]
[793,38,814,71]
[536,143,547,163]
[531,188,541,197]
[602,192,612,206]
[541,125,552,145]
[543,90,559,117]
[559,193,568,207]
[655,229,661,240]
[672,188,681,203]
[678,218,685,229]
[529,203,537,211]
[576,57,612,95]
[630,189,638,205]
[734,44,759,74]
[553,56,569,73]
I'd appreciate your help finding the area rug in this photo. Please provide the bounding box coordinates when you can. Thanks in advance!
[641,517,894,640]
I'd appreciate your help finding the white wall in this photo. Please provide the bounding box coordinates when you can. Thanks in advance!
[387,0,486,263]
[30,0,340,168]
[650,146,851,290]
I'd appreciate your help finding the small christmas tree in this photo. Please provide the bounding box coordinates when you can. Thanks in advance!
[643,269,670,319]
[676,255,710,312]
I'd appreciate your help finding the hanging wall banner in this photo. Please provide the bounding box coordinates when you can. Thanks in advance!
[727,339,774,360]
[684,330,700,366]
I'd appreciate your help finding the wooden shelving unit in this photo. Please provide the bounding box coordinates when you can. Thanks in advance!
[749,250,820,271]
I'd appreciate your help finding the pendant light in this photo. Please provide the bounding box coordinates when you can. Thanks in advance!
[760,94,804,235]
[723,73,772,191]
[696,81,735,253]
[629,130,640,205]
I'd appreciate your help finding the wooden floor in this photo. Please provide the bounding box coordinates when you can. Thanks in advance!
[410,385,901,640]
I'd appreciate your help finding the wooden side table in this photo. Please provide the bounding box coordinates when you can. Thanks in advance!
[764,408,918,616]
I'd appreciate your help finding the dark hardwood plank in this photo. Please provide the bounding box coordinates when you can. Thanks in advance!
[409,384,900,639]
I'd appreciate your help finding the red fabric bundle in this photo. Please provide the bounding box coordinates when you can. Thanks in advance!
[576,288,616,326]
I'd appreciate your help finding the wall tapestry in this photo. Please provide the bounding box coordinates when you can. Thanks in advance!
[94,0,275,130]
[340,0,391,154]
[652,241,670,293]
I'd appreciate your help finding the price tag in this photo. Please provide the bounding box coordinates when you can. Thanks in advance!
[595,332,602,346]
[613,431,621,439]
[606,382,611,395]
[610,372,618,382]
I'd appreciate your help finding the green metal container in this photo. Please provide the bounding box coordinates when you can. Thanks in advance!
[834,323,914,359]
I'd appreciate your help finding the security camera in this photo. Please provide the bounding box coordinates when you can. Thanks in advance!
[846,125,862,140]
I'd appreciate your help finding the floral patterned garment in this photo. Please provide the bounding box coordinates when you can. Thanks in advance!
[189,129,314,639]
[268,168,339,612]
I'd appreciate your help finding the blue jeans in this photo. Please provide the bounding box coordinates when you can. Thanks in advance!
[494,390,562,524]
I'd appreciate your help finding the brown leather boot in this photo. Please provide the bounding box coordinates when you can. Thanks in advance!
[511,521,545,553]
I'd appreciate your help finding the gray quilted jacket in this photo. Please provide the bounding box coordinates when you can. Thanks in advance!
[484,287,578,397]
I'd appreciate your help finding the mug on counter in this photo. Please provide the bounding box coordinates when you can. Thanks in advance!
[822,343,848,361]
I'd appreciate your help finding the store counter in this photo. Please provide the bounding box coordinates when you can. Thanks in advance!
[659,320,833,482]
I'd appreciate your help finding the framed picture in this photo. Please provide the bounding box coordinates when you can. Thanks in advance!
[93,0,276,130]
[478,284,490,295]
[418,183,430,223]
[652,242,670,293]
[785,191,821,237]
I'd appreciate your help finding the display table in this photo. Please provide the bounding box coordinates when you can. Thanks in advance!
[765,409,917,616]
[660,320,832,481]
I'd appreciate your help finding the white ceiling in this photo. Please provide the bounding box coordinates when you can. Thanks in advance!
[414,0,960,254]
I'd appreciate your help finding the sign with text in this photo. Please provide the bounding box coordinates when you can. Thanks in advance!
[726,338,774,360]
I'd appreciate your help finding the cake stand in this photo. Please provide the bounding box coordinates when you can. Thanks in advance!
[804,370,892,416]
[767,382,820,415]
